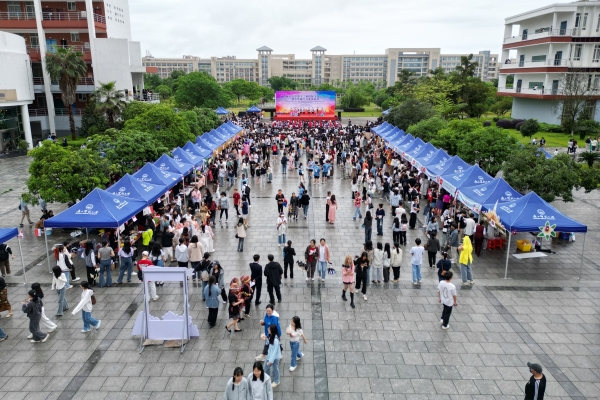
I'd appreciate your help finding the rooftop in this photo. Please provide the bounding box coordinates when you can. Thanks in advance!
[311,45,327,52]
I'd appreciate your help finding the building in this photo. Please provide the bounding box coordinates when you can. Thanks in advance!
[498,0,600,124]
[142,47,499,87]
[0,0,146,139]
[142,53,212,78]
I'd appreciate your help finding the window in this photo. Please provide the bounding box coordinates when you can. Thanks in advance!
[30,33,39,46]
[594,45,600,62]
[70,33,80,42]
[67,2,76,11]
[583,13,589,30]
[77,93,88,101]
[575,13,581,27]
[597,15,600,32]
[571,44,582,61]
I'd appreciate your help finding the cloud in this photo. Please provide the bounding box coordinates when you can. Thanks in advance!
[129,0,556,59]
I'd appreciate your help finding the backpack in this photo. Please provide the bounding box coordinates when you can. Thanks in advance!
[201,270,210,282]
[0,244,8,261]
[91,294,96,305]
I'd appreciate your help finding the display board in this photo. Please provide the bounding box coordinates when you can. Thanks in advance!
[275,91,336,120]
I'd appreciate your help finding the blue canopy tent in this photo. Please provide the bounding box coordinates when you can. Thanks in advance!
[397,137,419,155]
[385,132,404,146]
[457,178,522,214]
[225,121,243,133]
[377,124,396,138]
[154,154,193,177]
[400,138,426,161]
[133,163,180,190]
[425,156,470,181]
[405,141,437,164]
[215,107,229,115]
[414,148,450,172]
[371,122,390,133]
[247,105,261,113]
[382,108,392,115]
[440,165,493,194]
[196,135,218,151]
[173,147,203,168]
[391,133,413,149]
[539,148,553,159]
[483,192,588,279]
[202,131,224,147]
[183,141,212,159]
[106,173,167,205]
[0,228,26,283]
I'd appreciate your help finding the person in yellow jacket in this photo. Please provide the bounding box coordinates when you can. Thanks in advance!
[458,236,474,285]
[141,228,153,253]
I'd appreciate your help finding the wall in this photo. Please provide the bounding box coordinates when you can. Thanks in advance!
[93,38,133,93]
[0,31,34,104]
[511,97,560,124]
[103,0,131,40]
[30,115,82,135]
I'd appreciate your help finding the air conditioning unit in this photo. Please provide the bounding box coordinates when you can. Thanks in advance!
[84,42,90,49]
[80,11,87,17]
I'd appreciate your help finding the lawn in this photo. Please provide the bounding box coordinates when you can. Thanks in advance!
[503,128,570,149]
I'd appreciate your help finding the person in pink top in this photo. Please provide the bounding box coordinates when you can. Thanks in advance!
[327,195,337,224]
[341,255,356,308]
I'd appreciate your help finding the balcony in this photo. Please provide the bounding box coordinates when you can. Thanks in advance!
[500,59,570,73]
[503,28,580,48]
[497,86,600,100]
[28,108,85,117]
[40,11,106,29]
[32,77,95,86]
[27,44,92,62]
[0,11,37,29]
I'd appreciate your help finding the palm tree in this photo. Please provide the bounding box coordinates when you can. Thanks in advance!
[92,81,126,128]
[578,151,600,168]
[455,54,479,80]
[45,47,87,140]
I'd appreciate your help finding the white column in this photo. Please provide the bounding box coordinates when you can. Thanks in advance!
[85,0,98,89]
[33,0,56,134]
[21,104,33,149]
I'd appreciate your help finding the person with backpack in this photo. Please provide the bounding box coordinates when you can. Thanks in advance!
[0,243,14,277]
[198,252,212,300]
[72,281,101,333]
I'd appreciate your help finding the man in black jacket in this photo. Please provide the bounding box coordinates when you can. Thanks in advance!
[264,254,283,304]
[524,362,546,400]
[249,254,263,305]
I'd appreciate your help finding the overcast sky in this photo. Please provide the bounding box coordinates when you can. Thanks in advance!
[129,0,559,59]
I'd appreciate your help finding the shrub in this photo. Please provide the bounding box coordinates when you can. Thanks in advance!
[495,119,513,129]
[575,120,600,140]
[515,121,525,131]
[520,119,540,137]
[483,120,491,127]
[343,108,365,112]
[511,119,525,129]
[538,122,563,133]
[492,117,500,122]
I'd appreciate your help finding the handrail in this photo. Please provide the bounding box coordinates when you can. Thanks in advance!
[0,11,36,20]
[28,108,85,116]
[33,77,94,85]
[503,27,581,43]
[42,11,86,21]
[93,13,106,24]
[29,108,49,116]
[502,59,569,67]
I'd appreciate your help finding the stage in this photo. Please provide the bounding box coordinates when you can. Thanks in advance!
[274,114,337,121]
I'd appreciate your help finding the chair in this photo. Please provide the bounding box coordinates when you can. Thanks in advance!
[486,237,503,250]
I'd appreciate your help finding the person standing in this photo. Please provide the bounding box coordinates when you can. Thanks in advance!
[304,240,318,281]
[410,238,425,285]
[390,188,401,217]
[250,255,263,305]
[209,261,227,304]
[289,192,299,221]
[436,251,452,282]
[225,280,244,333]
[83,242,98,287]
[286,316,308,372]
[317,238,331,282]
[371,242,384,284]
[390,243,402,282]
[352,192,363,220]
[375,204,385,236]
[236,218,248,252]
[248,362,274,400]
[175,238,189,268]
[203,275,220,328]
[448,224,460,264]
[282,240,296,279]
[264,255,283,304]
[219,192,230,223]
[382,243,391,283]
[188,235,204,278]
[0,277,12,318]
[524,363,546,400]
[241,196,250,225]
[223,367,251,400]
[56,245,73,289]
[325,191,331,222]
[355,252,369,301]
[71,281,101,333]
[22,290,49,343]
[97,241,114,288]
[363,211,373,244]
[51,266,69,317]
[400,214,408,245]
[0,242,14,277]
[341,255,355,308]
[116,239,135,284]
[409,198,420,229]
[426,232,441,268]
[19,195,33,227]
[327,195,337,224]
[275,190,285,214]
[233,188,241,216]
[264,324,282,388]
[137,251,159,301]
[463,213,476,242]
[473,221,485,256]
[276,213,287,247]
[458,236,475,285]
[437,271,457,330]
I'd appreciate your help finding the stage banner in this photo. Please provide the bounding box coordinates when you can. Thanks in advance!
[275,91,336,119]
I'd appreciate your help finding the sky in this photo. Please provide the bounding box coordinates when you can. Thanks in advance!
[129,0,560,59]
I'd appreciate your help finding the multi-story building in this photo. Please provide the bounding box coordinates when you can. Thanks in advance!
[440,50,499,81]
[498,0,600,124]
[142,47,499,87]
[142,53,212,79]
[0,0,145,138]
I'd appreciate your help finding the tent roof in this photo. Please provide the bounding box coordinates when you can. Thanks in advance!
[45,189,147,229]
[425,155,470,179]
[401,139,427,161]
[382,108,392,115]
[133,163,180,189]
[183,141,211,159]
[154,154,193,176]
[441,164,493,194]
[196,136,217,151]
[539,148,553,159]
[372,122,390,133]
[483,192,587,233]
[457,178,522,214]
[397,137,417,152]
[172,147,203,167]
[215,107,229,115]
[408,143,437,165]
[0,228,18,243]
[247,105,261,112]
[106,174,167,205]
[414,148,450,171]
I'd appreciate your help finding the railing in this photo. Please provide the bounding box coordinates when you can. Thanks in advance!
[29,108,49,117]
[32,77,43,85]
[134,93,161,102]
[498,87,559,95]
[42,11,86,21]
[502,59,569,68]
[27,44,90,53]
[55,108,84,116]
[93,13,106,24]
[0,11,36,20]
[504,28,581,43]
[33,77,94,85]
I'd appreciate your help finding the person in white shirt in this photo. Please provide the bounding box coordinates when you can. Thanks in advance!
[437,271,457,330]
[410,238,425,285]
[51,266,69,316]
[72,281,101,333]
[463,213,477,240]
[286,316,308,372]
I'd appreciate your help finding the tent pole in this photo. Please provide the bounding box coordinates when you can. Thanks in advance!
[18,234,27,285]
[86,228,89,240]
[117,230,122,271]
[44,229,52,273]
[504,232,512,280]
[578,233,586,280]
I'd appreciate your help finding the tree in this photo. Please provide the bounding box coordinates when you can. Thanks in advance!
[170,70,187,80]
[503,147,581,202]
[456,127,521,176]
[26,141,110,204]
[458,78,492,117]
[193,108,221,134]
[490,96,513,117]
[123,105,195,149]
[92,81,126,128]
[143,73,162,90]
[267,76,297,91]
[155,84,172,100]
[388,70,418,98]
[520,119,540,137]
[553,67,600,135]
[174,72,232,109]
[374,92,390,108]
[407,116,448,143]
[45,47,88,140]
[578,151,600,168]
[579,167,600,193]
[122,101,153,122]
[340,84,369,109]
[258,86,275,102]
[381,97,399,111]
[455,54,479,80]
[225,79,252,104]
[79,100,109,137]
[430,119,481,156]
[384,99,437,131]
[412,75,462,105]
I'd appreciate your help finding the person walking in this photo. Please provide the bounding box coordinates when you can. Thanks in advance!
[325,191,331,222]
[382,243,391,283]
[304,240,318,281]
[97,241,114,288]
[392,217,401,245]
[83,242,98,287]
[248,362,274,400]
[390,243,402,282]
[219,192,230,223]
[236,218,248,252]
[30,283,57,333]
[137,251,159,301]
[19,195,33,227]
[282,240,296,279]
[51,266,69,316]
[438,271,457,330]
[264,255,283,304]
[289,192,299,221]
[300,192,310,219]
[209,261,227,303]
[352,192,363,220]
[22,290,49,343]
[400,214,408,245]
[203,275,220,328]
[263,324,282,388]
[375,203,385,236]
[355,252,369,301]
[458,236,475,285]
[188,235,204,279]
[286,316,308,372]
[371,242,384,284]
[241,196,250,226]
[225,280,244,333]
[317,238,331,282]
[223,367,252,400]
[410,238,425,285]
[116,239,135,284]
[241,275,254,317]
[328,195,337,224]
[276,213,287,247]
[0,242,14,277]
[436,251,452,282]
[524,363,546,400]
[250,255,263,305]
[71,281,101,333]
[363,211,373,244]
[426,232,441,269]
[275,189,285,214]
[473,221,485,256]
[448,224,460,264]
[341,255,356,308]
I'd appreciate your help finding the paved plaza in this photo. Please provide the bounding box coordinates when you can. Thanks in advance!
[0,151,599,400]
